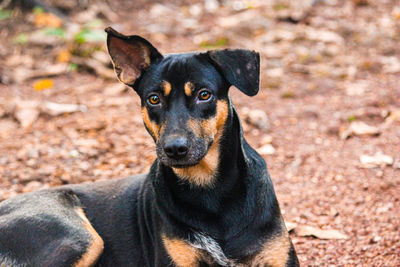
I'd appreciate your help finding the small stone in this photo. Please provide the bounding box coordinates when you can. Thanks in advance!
[340,121,380,139]
[266,68,284,78]
[241,107,270,131]
[15,108,40,128]
[359,152,393,168]
[370,236,382,243]
[257,144,276,155]
[260,135,273,145]
[69,149,80,158]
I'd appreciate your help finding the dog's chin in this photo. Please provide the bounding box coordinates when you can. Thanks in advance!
[159,157,204,169]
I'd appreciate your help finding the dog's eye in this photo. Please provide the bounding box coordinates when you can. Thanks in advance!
[148,94,160,105]
[198,90,212,101]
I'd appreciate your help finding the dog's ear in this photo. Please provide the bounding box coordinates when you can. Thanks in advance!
[207,49,260,96]
[105,27,163,87]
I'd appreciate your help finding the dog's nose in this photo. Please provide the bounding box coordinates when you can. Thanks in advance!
[164,136,188,160]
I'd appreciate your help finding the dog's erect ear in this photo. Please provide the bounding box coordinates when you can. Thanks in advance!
[207,49,260,96]
[105,27,163,87]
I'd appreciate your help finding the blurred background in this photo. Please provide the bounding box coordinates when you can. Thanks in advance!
[0,0,399,265]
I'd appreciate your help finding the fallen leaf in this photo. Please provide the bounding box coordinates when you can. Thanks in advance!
[33,79,54,91]
[72,57,115,79]
[34,13,63,27]
[383,108,400,126]
[295,225,348,240]
[392,7,400,19]
[43,102,87,116]
[57,50,71,63]
[359,152,393,168]
[339,121,380,139]
[13,64,69,83]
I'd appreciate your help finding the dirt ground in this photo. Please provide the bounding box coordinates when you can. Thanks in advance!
[0,0,399,266]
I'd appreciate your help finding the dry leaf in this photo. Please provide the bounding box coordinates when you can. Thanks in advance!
[57,50,71,63]
[43,102,87,116]
[340,121,380,139]
[34,13,63,28]
[295,225,348,240]
[359,152,393,168]
[72,57,115,79]
[33,79,54,91]
[383,109,400,126]
[14,64,69,83]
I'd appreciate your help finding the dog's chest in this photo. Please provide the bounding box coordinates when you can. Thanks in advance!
[183,231,291,267]
[188,232,234,266]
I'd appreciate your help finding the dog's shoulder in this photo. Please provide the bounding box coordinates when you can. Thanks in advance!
[0,188,103,267]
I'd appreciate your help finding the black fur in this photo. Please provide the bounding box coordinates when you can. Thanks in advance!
[0,29,299,267]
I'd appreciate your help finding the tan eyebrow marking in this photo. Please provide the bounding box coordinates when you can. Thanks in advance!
[162,81,172,96]
[184,82,193,97]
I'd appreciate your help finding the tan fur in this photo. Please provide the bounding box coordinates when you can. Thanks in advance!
[162,235,202,267]
[249,229,291,267]
[162,81,172,96]
[173,100,229,186]
[74,208,104,267]
[184,82,193,97]
[141,107,162,140]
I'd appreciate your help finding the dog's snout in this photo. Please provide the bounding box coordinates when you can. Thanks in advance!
[164,136,188,160]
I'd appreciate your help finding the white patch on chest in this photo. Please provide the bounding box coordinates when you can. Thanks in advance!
[188,232,237,267]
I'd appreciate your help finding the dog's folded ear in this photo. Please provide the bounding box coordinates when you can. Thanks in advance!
[207,49,260,96]
[105,27,163,87]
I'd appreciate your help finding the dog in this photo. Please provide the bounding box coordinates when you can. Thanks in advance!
[0,27,299,267]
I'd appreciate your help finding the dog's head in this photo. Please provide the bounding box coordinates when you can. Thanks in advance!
[106,27,260,186]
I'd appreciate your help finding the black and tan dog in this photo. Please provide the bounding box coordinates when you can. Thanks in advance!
[0,28,299,267]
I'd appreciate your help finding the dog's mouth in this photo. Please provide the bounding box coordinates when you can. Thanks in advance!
[157,139,213,169]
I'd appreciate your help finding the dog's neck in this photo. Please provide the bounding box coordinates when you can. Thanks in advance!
[150,103,279,243]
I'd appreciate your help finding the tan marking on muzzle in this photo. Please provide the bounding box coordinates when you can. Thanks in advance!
[184,82,193,97]
[141,107,162,141]
[74,208,104,267]
[249,224,291,267]
[173,100,229,186]
[162,235,202,267]
[162,81,172,96]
